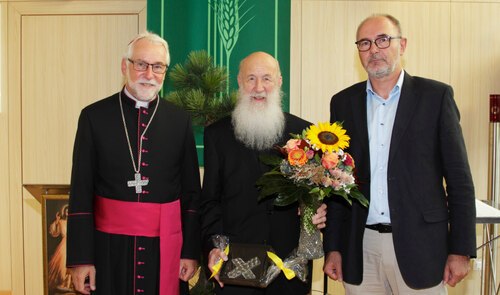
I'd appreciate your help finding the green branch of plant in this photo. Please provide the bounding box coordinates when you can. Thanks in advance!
[165,50,236,127]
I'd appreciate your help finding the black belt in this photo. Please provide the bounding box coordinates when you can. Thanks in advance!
[365,223,392,233]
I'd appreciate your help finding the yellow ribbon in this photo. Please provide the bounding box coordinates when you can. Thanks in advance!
[267,251,296,280]
[209,245,230,279]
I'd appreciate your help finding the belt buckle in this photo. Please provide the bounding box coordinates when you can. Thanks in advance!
[377,223,392,233]
[366,223,392,233]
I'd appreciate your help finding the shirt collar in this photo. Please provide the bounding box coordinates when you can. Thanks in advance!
[366,70,405,97]
[124,87,150,109]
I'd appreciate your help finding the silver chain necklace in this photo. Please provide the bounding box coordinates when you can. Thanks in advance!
[119,91,160,193]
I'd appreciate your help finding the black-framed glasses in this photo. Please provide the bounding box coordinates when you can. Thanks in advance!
[127,58,168,74]
[355,35,402,52]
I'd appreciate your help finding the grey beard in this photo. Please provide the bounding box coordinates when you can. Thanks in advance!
[231,91,285,151]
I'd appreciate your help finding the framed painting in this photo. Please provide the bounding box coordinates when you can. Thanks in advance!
[42,194,76,295]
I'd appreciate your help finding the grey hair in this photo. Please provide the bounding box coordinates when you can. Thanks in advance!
[125,31,170,66]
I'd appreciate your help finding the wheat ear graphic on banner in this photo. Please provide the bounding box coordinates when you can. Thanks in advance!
[211,0,255,94]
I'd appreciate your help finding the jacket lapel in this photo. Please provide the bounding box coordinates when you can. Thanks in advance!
[351,83,369,150]
[389,72,419,164]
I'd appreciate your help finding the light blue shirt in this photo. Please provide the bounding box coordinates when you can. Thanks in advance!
[366,70,405,225]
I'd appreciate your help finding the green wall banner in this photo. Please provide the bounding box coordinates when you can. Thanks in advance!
[148,0,291,107]
[147,0,291,163]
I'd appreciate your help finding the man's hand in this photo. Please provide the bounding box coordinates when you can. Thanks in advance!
[443,254,470,287]
[179,259,198,282]
[68,265,96,294]
[323,251,343,282]
[208,247,228,288]
[312,203,327,229]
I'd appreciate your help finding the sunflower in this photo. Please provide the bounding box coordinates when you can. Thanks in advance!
[306,122,350,153]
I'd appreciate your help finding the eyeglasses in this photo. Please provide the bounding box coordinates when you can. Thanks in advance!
[355,35,402,52]
[127,58,168,74]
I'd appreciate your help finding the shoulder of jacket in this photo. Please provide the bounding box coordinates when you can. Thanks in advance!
[407,75,450,90]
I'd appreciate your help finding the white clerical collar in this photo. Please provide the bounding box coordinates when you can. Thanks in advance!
[123,87,150,109]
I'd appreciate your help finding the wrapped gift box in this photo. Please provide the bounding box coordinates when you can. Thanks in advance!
[219,243,274,288]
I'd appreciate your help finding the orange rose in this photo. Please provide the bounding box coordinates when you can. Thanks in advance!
[321,152,339,169]
[288,149,308,166]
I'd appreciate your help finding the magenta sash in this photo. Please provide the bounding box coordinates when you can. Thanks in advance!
[94,195,182,295]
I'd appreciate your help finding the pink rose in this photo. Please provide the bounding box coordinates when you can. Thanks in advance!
[285,139,302,153]
[306,149,315,159]
[321,152,339,169]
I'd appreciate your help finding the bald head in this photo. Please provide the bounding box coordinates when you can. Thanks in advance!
[356,14,402,40]
[238,52,281,77]
[237,52,282,95]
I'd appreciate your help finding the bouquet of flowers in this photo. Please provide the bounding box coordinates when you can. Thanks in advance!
[256,122,368,259]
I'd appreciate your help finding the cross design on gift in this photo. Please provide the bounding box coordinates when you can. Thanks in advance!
[227,257,261,279]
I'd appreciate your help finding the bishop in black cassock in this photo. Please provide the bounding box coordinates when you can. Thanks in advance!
[67,32,201,295]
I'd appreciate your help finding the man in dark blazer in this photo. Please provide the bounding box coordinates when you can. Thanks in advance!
[201,52,326,294]
[322,14,476,294]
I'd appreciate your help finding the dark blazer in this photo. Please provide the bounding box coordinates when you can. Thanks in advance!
[323,72,476,289]
[201,113,312,294]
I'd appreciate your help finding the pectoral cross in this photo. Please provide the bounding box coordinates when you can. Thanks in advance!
[127,173,149,193]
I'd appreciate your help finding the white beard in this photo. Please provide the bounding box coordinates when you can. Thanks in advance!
[126,71,162,101]
[231,88,285,151]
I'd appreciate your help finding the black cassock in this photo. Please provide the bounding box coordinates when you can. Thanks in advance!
[201,114,312,295]
[67,90,201,294]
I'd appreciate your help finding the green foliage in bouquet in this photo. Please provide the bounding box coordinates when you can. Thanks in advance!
[256,122,369,222]
[257,152,367,208]
[256,122,369,260]
[165,50,237,126]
